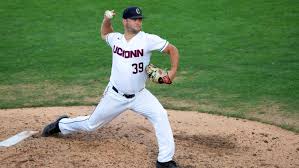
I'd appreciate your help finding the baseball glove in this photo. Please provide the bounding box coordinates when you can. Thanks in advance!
[146,64,172,84]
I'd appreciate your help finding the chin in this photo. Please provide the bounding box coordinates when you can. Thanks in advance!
[134,27,142,31]
[133,29,141,34]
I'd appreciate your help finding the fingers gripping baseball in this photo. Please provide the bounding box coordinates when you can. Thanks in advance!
[146,64,172,84]
[104,10,116,19]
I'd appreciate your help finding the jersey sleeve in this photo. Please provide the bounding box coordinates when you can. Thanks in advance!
[105,32,121,48]
[146,33,169,52]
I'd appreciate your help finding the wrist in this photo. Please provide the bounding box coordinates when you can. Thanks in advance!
[167,70,176,81]
[103,17,112,22]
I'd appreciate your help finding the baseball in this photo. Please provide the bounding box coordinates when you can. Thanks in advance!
[105,10,113,19]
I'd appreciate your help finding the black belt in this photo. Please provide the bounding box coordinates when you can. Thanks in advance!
[112,86,135,99]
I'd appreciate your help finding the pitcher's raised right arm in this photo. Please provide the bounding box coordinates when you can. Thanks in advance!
[100,10,115,40]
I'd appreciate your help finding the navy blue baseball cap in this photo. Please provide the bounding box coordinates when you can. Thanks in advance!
[122,7,143,19]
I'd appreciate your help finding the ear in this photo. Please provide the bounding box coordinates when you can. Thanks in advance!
[122,19,127,24]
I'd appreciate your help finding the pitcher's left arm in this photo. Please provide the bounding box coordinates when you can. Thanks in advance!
[163,43,179,81]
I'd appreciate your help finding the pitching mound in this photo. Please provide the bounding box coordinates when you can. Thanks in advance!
[0,106,298,168]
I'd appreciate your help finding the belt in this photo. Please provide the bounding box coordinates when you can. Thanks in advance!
[112,86,135,99]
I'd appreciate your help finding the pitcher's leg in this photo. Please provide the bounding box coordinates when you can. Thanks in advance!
[131,89,175,162]
[59,89,128,135]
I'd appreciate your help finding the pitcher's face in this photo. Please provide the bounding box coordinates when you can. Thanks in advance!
[123,18,143,34]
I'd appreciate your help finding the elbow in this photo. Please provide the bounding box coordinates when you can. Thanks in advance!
[170,45,179,58]
[173,45,179,56]
[100,28,107,40]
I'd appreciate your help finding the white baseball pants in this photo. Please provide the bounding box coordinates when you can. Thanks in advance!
[59,83,175,162]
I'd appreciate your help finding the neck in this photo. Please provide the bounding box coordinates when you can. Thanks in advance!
[124,30,139,41]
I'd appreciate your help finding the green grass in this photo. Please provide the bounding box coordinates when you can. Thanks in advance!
[1,0,298,131]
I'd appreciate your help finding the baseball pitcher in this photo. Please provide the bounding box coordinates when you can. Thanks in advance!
[42,6,179,168]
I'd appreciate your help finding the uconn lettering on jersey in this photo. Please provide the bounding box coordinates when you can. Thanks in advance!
[113,45,144,58]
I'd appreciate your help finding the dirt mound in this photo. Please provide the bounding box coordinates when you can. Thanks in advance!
[0,106,298,168]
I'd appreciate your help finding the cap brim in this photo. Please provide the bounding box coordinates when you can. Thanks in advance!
[128,16,144,19]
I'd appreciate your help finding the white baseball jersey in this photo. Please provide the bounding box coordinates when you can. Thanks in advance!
[105,31,169,94]
[59,31,175,163]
